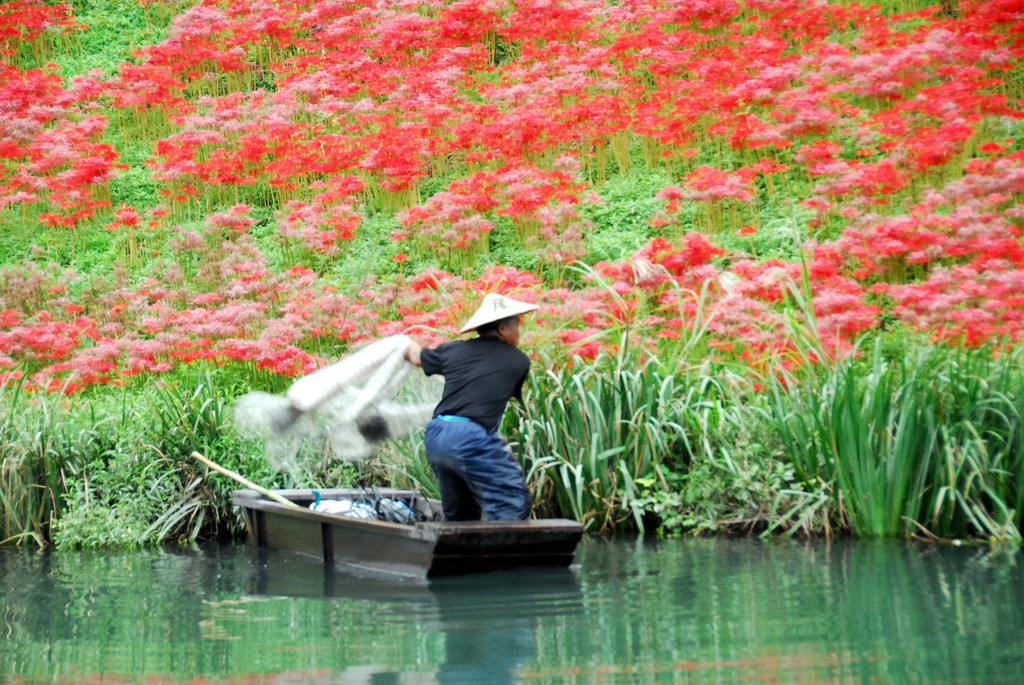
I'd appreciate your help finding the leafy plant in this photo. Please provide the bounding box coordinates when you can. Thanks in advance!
[517,345,692,531]
[0,378,125,546]
[769,341,1024,541]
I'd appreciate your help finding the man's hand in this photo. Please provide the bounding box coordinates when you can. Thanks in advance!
[405,340,423,367]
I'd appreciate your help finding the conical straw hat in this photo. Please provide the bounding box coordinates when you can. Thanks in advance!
[459,293,539,334]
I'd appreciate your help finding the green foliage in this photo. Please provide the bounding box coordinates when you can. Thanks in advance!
[53,452,207,548]
[584,227,648,264]
[625,358,807,537]
[488,217,541,273]
[769,343,932,537]
[517,345,693,531]
[321,212,407,288]
[493,35,520,65]
[584,171,670,262]
[42,375,232,548]
[109,165,157,209]
[632,457,800,537]
[768,340,1024,541]
[363,432,440,500]
[56,0,171,78]
[715,206,816,262]
[514,336,812,536]
[1,366,303,547]
[0,380,82,546]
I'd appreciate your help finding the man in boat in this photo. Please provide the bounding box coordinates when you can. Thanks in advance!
[404,293,539,521]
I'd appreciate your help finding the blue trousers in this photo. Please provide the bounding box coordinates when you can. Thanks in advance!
[424,417,532,521]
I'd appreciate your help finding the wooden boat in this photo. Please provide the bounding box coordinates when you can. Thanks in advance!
[232,487,584,579]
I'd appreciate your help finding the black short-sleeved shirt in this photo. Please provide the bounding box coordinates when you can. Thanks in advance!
[420,336,531,433]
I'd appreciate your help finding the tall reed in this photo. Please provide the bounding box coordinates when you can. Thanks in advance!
[515,343,692,531]
[920,346,1024,540]
[769,341,1024,541]
[1,367,302,548]
[0,379,100,546]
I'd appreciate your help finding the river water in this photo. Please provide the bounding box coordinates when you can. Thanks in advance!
[2,536,1023,684]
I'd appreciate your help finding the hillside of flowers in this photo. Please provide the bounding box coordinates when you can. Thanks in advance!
[2,0,1024,547]
[1,0,1022,395]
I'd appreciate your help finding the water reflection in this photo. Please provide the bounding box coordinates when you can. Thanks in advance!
[245,549,584,684]
[2,538,1023,684]
[421,571,582,685]
[571,537,1024,683]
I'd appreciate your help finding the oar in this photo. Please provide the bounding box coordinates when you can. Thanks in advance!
[191,451,299,508]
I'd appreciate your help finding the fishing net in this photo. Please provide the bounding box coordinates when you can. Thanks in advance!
[233,335,442,476]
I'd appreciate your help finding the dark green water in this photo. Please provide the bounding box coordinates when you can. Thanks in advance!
[2,537,1023,684]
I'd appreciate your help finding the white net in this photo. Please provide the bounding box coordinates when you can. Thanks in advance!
[233,336,442,476]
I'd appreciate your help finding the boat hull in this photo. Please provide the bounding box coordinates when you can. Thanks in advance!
[232,488,583,578]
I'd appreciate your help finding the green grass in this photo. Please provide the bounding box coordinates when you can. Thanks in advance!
[517,349,690,531]
[1,366,323,547]
[768,340,1024,541]
[4,331,1022,546]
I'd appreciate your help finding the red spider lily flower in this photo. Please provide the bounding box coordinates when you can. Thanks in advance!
[0,309,23,327]
[682,165,755,203]
[634,234,726,285]
[559,328,604,361]
[105,203,140,231]
[4,0,1024,387]
[979,142,1005,155]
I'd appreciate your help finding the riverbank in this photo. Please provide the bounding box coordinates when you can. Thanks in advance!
[3,336,1022,547]
[2,1,1023,547]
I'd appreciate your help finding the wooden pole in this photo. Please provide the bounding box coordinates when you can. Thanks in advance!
[191,451,299,508]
